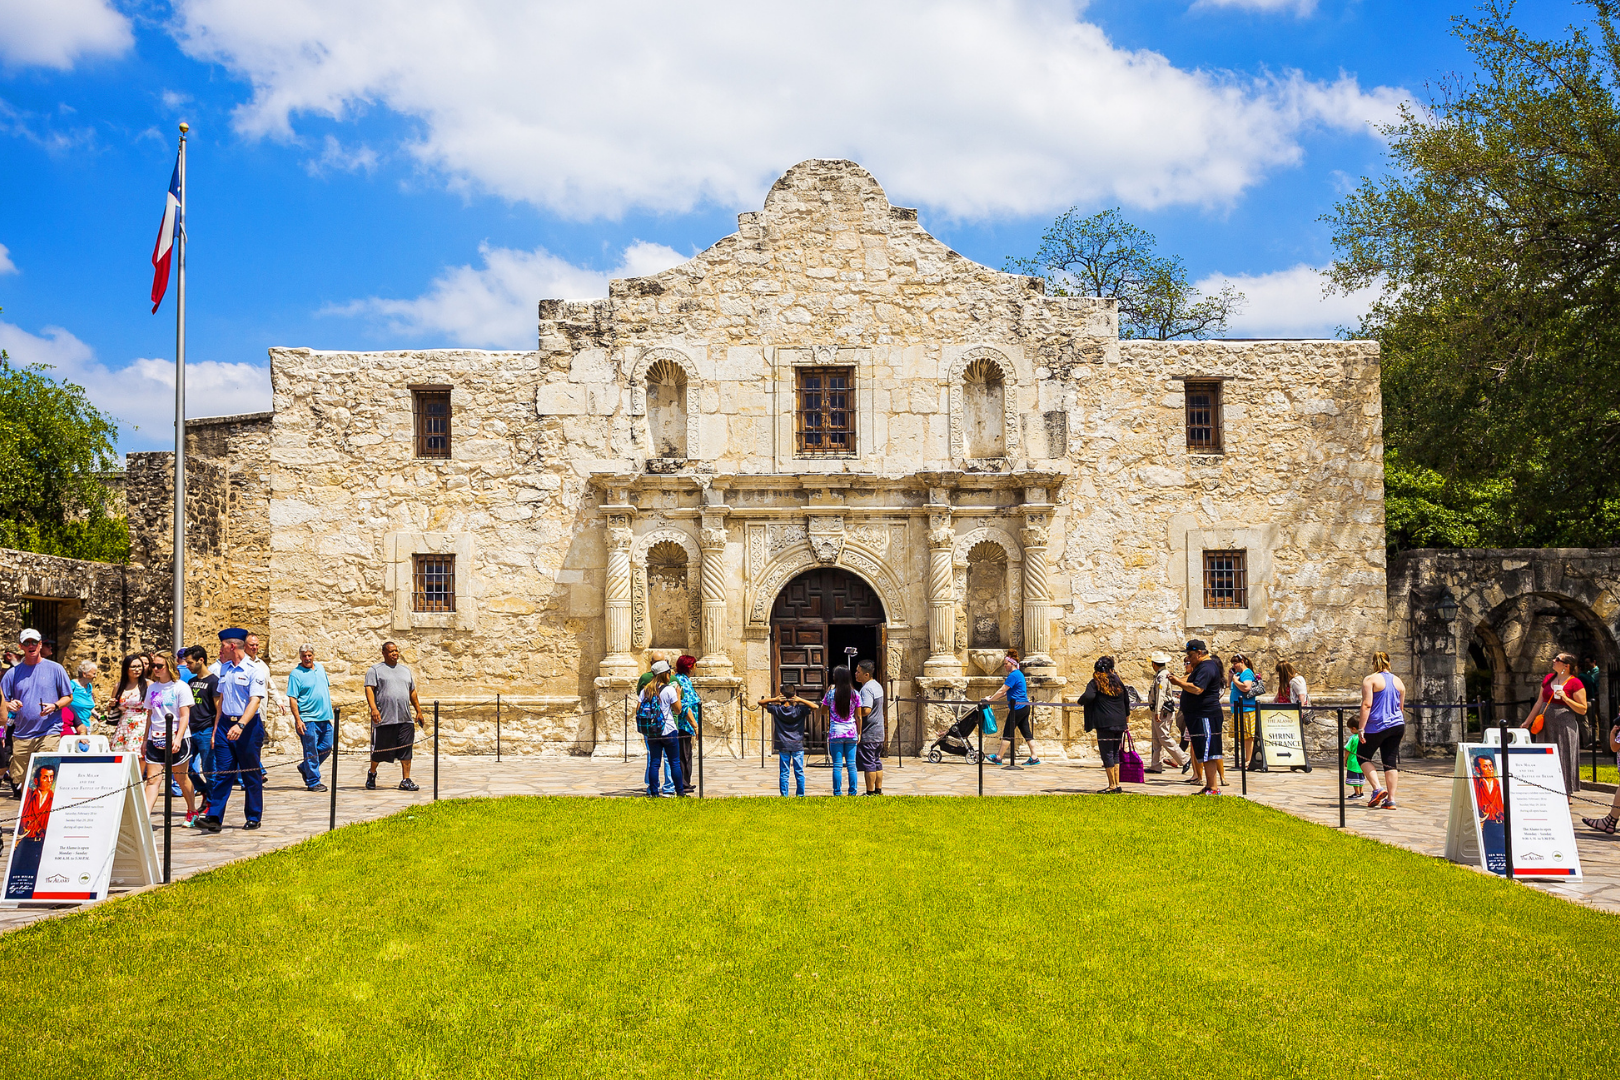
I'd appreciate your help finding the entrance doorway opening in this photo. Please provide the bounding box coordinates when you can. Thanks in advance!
[770,567,886,749]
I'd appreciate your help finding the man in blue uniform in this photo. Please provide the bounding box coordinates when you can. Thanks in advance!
[201,628,267,833]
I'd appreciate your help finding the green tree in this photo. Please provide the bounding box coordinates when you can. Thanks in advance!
[1327,0,1620,547]
[1006,207,1243,339]
[0,309,129,563]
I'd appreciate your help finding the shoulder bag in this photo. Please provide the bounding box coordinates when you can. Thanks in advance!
[1118,729,1146,785]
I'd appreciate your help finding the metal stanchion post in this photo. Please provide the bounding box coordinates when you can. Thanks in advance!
[496,694,501,763]
[163,711,174,884]
[697,719,705,800]
[977,706,984,797]
[1239,707,1247,796]
[330,707,339,832]
[1336,708,1346,828]
[623,699,628,763]
[1498,718,1514,881]
[433,700,440,802]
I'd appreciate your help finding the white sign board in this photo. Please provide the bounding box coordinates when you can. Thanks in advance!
[2,741,159,907]
[1444,739,1582,880]
[1255,704,1310,771]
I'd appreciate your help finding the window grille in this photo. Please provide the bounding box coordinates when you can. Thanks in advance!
[18,599,61,645]
[413,388,451,458]
[412,555,456,613]
[1202,550,1248,609]
[1185,380,1222,452]
[795,367,855,455]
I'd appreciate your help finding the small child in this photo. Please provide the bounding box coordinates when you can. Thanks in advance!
[1343,716,1365,799]
[758,682,811,798]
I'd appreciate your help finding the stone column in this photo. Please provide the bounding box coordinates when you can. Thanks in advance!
[923,504,961,677]
[697,510,733,674]
[598,508,638,680]
[1021,515,1054,670]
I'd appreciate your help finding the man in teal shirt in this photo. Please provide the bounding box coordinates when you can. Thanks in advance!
[288,643,335,792]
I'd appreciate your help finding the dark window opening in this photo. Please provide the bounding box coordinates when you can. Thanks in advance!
[413,555,456,613]
[413,388,452,459]
[796,367,855,455]
[1185,380,1222,452]
[1202,550,1248,609]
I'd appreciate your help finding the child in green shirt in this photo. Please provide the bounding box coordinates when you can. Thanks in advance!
[1343,716,1364,799]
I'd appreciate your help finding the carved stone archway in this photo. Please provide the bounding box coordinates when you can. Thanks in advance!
[951,525,1023,651]
[630,526,701,652]
[746,542,909,635]
[947,346,1019,463]
[628,347,702,460]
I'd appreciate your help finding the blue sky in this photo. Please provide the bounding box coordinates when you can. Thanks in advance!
[0,0,1584,451]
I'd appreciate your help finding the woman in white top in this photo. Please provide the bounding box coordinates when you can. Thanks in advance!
[1273,660,1311,708]
[141,652,199,819]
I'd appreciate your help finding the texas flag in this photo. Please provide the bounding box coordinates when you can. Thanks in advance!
[150,152,182,313]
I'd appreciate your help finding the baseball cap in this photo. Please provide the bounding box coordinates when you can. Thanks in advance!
[649,660,670,675]
[19,629,41,644]
[1184,639,1206,653]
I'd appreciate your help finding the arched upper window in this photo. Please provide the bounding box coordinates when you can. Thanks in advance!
[646,359,688,459]
[962,357,1005,459]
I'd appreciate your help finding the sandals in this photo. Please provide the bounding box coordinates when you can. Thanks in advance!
[1582,815,1618,835]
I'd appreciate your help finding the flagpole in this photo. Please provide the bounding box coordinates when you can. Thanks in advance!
[173,122,187,659]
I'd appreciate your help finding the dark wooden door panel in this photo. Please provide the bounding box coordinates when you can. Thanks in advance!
[771,568,884,624]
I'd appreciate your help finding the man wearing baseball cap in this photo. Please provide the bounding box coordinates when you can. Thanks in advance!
[1168,639,1228,795]
[200,628,268,832]
[1146,652,1189,775]
[0,630,72,798]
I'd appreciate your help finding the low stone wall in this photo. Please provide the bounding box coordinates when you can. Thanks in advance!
[0,548,143,673]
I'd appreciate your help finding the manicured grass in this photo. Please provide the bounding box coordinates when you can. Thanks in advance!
[1,797,1616,1078]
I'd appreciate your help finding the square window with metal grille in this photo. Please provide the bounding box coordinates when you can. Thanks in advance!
[18,599,61,645]
[1185,380,1222,452]
[412,555,456,613]
[413,388,452,458]
[1202,550,1248,609]
[796,367,856,455]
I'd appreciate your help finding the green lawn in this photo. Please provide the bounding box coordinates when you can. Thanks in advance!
[1,797,1615,1078]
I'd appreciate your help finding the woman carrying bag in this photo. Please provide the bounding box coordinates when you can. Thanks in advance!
[1079,656,1131,793]
[1523,652,1587,799]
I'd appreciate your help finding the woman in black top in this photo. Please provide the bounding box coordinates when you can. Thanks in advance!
[1079,656,1131,793]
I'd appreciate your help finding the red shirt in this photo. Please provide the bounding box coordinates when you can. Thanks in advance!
[1541,673,1582,703]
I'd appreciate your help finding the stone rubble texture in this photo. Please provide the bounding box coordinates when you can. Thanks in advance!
[253,159,1388,757]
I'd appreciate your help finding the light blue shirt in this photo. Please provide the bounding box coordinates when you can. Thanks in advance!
[216,658,268,719]
[1004,668,1029,707]
[1230,667,1256,708]
[287,662,334,725]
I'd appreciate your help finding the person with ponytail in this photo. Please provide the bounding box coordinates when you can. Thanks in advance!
[822,664,860,795]
[982,649,1040,766]
[1357,651,1407,810]
[1079,656,1131,792]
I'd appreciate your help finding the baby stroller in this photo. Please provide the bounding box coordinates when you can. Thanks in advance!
[926,705,987,764]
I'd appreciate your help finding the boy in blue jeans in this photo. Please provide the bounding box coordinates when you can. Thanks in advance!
[759,683,811,797]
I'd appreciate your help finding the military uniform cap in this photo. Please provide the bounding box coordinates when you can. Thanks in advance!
[219,628,249,642]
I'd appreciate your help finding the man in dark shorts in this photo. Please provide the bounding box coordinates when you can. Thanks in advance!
[1168,639,1227,795]
[364,641,426,792]
[855,659,885,795]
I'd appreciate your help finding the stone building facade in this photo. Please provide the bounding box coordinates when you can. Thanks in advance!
[259,159,1389,756]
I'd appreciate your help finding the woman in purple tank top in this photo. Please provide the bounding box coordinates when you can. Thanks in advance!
[1357,651,1406,809]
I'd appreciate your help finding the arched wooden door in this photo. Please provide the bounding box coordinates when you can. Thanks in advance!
[770,568,886,748]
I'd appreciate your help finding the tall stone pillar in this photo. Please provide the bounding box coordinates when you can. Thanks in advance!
[697,510,733,674]
[923,501,961,677]
[1021,515,1054,671]
[599,506,638,680]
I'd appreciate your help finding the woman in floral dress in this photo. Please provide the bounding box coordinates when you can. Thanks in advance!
[107,654,149,752]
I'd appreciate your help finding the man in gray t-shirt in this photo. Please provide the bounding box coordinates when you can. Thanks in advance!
[855,659,886,795]
[364,641,426,792]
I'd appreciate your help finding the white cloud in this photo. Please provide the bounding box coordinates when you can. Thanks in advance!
[0,320,271,443]
[326,240,686,348]
[305,134,379,177]
[171,0,1405,219]
[1192,0,1317,15]
[0,243,16,275]
[1197,263,1380,338]
[0,0,133,70]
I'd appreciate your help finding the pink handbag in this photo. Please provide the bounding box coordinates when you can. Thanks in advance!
[1118,729,1146,784]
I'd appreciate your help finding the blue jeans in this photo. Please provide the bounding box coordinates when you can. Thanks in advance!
[189,729,214,794]
[643,736,675,795]
[646,735,686,797]
[829,739,857,795]
[779,750,805,796]
[297,720,334,788]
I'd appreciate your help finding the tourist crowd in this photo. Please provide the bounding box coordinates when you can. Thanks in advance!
[0,628,428,833]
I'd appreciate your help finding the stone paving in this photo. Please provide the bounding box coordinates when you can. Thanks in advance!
[1,747,1616,934]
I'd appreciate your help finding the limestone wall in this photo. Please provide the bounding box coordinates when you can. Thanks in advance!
[263,159,1387,757]
[0,548,139,673]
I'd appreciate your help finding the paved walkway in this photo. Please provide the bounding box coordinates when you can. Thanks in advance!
[1,749,1615,933]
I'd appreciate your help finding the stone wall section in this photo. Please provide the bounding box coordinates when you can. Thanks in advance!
[0,549,137,674]
[263,160,1389,756]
